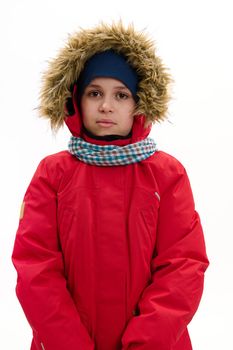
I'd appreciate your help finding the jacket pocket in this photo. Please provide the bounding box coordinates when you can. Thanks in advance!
[140,204,158,249]
[57,206,77,249]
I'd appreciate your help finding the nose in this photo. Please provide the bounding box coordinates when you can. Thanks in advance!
[99,97,114,113]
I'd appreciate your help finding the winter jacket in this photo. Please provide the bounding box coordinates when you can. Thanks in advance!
[12,23,209,350]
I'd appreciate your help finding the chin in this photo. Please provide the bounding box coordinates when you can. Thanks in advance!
[98,131,117,136]
[95,128,120,136]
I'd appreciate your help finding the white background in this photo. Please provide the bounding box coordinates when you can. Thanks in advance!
[1,0,232,349]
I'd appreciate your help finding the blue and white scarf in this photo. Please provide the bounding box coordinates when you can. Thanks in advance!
[68,136,157,166]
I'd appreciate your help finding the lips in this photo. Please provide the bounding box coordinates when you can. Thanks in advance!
[96,119,117,128]
[96,119,116,124]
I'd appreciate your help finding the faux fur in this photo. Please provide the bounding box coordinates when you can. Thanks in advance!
[38,22,172,130]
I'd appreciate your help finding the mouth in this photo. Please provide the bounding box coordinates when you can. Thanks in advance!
[96,119,117,127]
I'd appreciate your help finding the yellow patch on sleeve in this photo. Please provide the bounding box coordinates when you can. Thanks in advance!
[20,202,25,220]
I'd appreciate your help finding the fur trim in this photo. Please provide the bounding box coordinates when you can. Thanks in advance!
[38,22,172,130]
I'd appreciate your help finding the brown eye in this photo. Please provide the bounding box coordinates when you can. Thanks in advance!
[87,90,102,97]
[116,92,129,100]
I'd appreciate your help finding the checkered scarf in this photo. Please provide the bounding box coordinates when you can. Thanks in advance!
[68,136,157,166]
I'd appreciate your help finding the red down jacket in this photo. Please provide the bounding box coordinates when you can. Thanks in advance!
[12,112,209,350]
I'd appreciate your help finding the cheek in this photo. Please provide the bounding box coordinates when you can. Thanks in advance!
[80,98,87,117]
[121,113,134,132]
[125,104,135,124]
[80,99,93,123]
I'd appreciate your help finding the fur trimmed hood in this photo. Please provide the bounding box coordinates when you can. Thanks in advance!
[38,22,172,131]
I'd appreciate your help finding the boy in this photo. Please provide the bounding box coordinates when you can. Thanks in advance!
[12,22,209,350]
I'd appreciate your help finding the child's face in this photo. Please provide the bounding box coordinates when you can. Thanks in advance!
[80,77,136,136]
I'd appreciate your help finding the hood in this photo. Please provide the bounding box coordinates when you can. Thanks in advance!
[38,22,172,140]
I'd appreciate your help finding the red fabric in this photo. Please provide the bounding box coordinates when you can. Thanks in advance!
[12,94,209,350]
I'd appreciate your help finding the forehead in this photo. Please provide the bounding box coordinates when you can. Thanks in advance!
[86,77,129,89]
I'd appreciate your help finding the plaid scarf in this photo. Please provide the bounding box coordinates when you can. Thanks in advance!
[68,136,157,166]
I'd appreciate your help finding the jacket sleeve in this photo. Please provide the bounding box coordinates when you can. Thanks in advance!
[12,157,94,350]
[121,161,209,350]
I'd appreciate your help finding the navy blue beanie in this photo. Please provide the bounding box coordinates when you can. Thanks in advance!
[77,50,138,99]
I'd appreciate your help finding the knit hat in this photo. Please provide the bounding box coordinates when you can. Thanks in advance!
[77,49,138,99]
